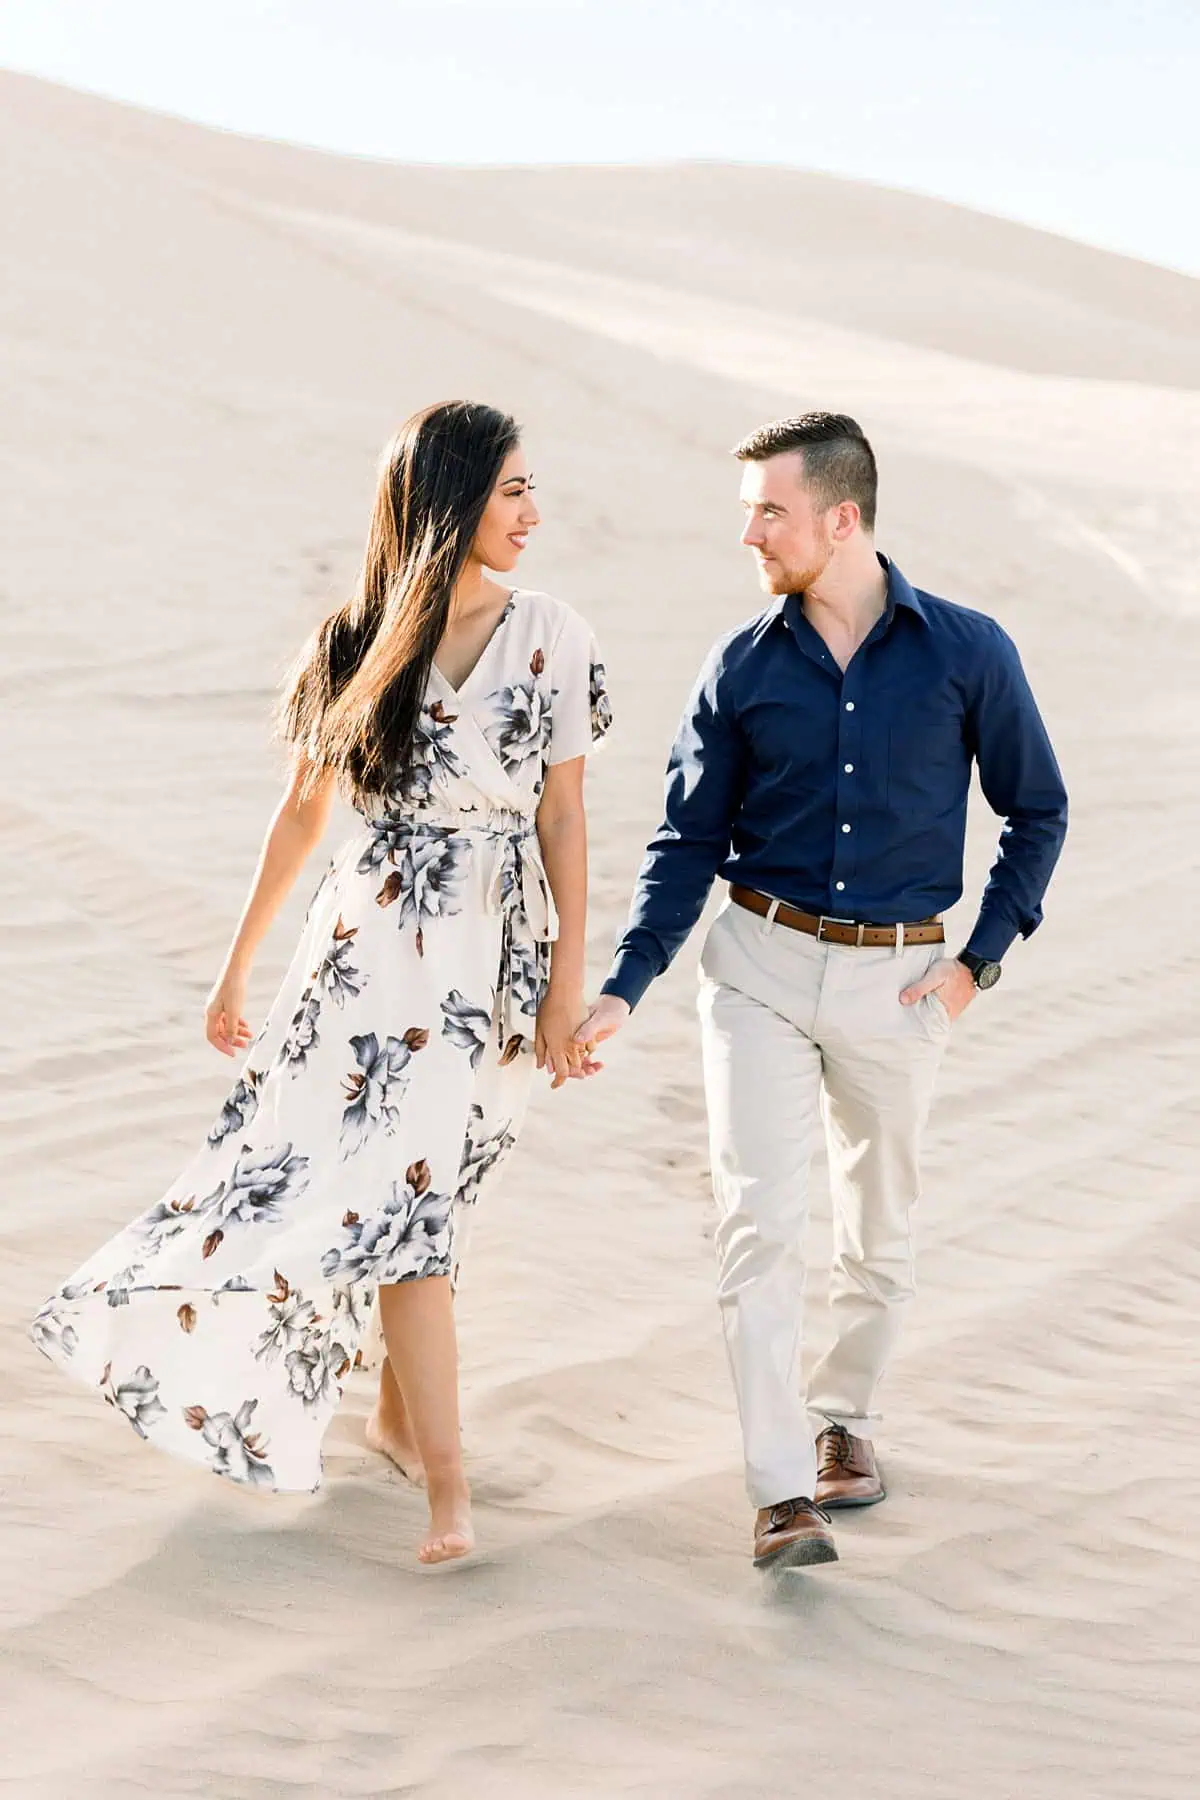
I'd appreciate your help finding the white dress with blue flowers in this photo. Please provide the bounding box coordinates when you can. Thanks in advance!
[31,590,612,1493]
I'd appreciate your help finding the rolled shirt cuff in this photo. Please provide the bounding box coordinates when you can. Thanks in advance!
[600,946,660,1012]
[963,909,1036,963]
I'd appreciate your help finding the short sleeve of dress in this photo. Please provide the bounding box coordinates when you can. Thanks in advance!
[548,609,613,766]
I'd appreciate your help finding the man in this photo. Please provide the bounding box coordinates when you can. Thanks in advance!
[576,413,1068,1572]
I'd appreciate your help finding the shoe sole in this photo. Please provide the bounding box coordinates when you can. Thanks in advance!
[817,1488,886,1511]
[754,1538,839,1571]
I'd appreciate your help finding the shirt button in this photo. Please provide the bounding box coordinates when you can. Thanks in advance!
[844,762,854,773]
[841,823,852,833]
[845,701,855,712]
[835,881,845,892]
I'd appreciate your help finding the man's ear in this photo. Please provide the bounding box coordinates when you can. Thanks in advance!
[832,500,862,541]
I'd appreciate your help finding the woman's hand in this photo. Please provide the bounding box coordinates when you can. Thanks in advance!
[205,968,254,1058]
[536,989,589,1089]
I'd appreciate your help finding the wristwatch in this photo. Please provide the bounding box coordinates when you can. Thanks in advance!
[957,950,1002,991]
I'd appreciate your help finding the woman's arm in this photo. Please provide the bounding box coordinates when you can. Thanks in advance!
[205,758,337,1056]
[535,755,589,1088]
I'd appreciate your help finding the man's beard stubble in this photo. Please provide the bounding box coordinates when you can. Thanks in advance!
[762,544,835,596]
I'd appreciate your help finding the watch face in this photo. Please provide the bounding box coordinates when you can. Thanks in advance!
[976,960,1003,990]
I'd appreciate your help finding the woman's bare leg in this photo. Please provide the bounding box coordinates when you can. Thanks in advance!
[365,1353,426,1486]
[375,1275,473,1563]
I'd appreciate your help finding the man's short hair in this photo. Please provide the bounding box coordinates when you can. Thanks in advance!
[733,412,877,532]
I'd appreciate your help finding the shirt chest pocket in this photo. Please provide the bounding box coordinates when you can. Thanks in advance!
[886,709,967,805]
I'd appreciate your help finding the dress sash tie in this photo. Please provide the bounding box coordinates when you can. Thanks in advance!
[484,820,559,1053]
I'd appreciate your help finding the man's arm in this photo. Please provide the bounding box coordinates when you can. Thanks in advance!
[964,622,1068,961]
[600,642,747,1012]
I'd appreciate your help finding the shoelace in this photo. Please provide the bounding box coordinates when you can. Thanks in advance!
[820,1424,856,1472]
[767,1498,833,1531]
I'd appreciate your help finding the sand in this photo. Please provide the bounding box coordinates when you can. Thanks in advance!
[2,69,1199,1800]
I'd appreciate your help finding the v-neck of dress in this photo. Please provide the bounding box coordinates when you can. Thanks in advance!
[432,591,518,698]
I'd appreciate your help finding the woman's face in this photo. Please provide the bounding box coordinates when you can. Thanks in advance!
[472,444,541,574]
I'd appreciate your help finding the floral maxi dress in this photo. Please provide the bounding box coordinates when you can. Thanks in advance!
[31,590,612,1493]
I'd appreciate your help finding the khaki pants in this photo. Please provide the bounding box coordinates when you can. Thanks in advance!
[697,897,951,1509]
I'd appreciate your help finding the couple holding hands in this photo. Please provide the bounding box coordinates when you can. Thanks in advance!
[32,400,1067,1572]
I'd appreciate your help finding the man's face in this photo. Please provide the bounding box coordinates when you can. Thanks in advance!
[739,452,835,594]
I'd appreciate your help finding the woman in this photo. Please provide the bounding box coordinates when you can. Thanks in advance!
[31,401,612,1565]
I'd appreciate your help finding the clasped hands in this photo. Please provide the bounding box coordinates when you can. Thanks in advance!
[534,992,632,1089]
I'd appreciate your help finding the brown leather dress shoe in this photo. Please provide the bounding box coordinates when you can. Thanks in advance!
[813,1425,886,1509]
[753,1498,838,1570]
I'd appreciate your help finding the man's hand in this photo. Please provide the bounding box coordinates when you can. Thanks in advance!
[572,994,631,1070]
[899,955,977,1023]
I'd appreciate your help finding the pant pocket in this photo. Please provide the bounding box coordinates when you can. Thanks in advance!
[905,943,951,1036]
[697,906,729,983]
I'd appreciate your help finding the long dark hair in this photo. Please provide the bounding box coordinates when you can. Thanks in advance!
[280,400,520,805]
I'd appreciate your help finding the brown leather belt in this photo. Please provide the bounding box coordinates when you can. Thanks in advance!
[729,884,944,947]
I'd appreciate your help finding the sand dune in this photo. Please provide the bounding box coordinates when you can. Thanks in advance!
[2,69,1198,1800]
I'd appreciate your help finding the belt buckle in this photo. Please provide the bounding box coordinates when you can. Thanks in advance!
[817,914,865,946]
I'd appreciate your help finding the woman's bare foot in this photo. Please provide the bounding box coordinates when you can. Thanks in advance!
[418,1472,474,1565]
[365,1359,426,1486]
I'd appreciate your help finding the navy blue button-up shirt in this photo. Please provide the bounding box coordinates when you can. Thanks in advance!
[602,557,1068,1011]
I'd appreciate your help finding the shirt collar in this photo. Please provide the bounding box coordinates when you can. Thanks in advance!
[879,553,928,624]
[772,552,928,634]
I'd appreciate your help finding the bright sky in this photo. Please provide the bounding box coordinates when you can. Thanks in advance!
[2,0,1196,274]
